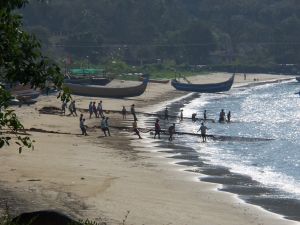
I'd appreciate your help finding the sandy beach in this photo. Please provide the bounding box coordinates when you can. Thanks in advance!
[1,73,298,225]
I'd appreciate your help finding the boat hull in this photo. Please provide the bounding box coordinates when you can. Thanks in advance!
[64,75,149,98]
[171,74,235,93]
[138,76,169,84]
[65,77,113,86]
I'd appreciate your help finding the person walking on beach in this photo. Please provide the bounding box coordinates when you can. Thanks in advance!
[68,101,75,116]
[89,102,93,118]
[219,109,226,123]
[154,119,161,139]
[168,123,175,141]
[61,102,67,115]
[98,100,103,117]
[101,116,110,136]
[244,73,247,80]
[164,107,169,121]
[132,118,142,139]
[80,118,88,136]
[227,111,231,123]
[203,110,207,122]
[180,109,183,120]
[192,113,197,122]
[122,106,127,120]
[92,101,97,118]
[105,117,111,136]
[73,100,78,116]
[198,122,209,142]
[80,114,83,122]
[131,104,137,121]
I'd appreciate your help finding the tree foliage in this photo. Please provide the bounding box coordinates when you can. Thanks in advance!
[15,0,300,65]
[0,0,71,152]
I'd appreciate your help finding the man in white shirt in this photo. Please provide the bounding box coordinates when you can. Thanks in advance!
[98,100,103,117]
[80,118,88,136]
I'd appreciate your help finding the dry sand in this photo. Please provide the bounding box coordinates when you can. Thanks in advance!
[0,73,298,225]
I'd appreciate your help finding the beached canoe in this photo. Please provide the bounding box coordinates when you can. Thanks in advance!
[138,76,169,84]
[64,76,114,86]
[11,89,41,100]
[171,73,235,93]
[5,83,41,100]
[64,74,150,98]
[295,77,300,82]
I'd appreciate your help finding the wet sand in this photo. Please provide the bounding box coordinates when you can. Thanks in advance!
[0,73,298,224]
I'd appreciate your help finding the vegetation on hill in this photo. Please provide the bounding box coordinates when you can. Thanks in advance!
[16,0,300,74]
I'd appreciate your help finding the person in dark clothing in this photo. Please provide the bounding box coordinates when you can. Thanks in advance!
[168,123,175,141]
[219,109,226,123]
[131,104,137,121]
[227,111,231,123]
[154,119,161,139]
[122,106,127,120]
[203,110,207,122]
[164,107,169,121]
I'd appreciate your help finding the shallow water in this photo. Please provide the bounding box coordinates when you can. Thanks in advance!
[152,80,300,221]
[181,81,300,199]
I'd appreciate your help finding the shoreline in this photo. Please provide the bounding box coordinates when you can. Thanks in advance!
[148,93,300,222]
[1,73,298,224]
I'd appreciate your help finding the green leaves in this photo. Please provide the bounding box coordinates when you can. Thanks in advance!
[0,0,70,152]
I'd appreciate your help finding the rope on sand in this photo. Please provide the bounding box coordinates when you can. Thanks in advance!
[38,107,215,122]
[77,107,215,122]
[91,126,272,142]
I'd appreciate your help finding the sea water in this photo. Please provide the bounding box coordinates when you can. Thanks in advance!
[175,80,300,200]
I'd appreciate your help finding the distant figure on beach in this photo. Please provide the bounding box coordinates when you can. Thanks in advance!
[93,101,97,118]
[80,114,83,122]
[68,101,75,116]
[131,104,137,121]
[80,118,88,136]
[180,109,183,120]
[192,113,197,122]
[227,111,231,123]
[168,123,175,141]
[122,106,127,120]
[88,102,93,118]
[219,109,226,123]
[154,119,161,139]
[132,118,142,139]
[72,100,78,116]
[98,100,103,117]
[164,107,169,121]
[203,110,207,122]
[61,102,67,115]
[244,73,246,80]
[105,117,111,136]
[101,116,110,136]
[198,122,209,142]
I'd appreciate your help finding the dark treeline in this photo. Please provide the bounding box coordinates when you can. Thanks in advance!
[18,0,300,68]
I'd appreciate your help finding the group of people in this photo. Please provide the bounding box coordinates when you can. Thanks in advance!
[89,101,104,118]
[75,100,231,142]
[218,109,231,123]
[154,118,176,141]
[79,113,110,137]
[61,100,78,116]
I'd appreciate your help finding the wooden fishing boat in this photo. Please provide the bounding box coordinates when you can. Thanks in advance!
[65,76,114,86]
[2,83,41,100]
[11,88,41,100]
[171,73,235,93]
[64,74,150,98]
[138,76,169,84]
[295,77,300,82]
